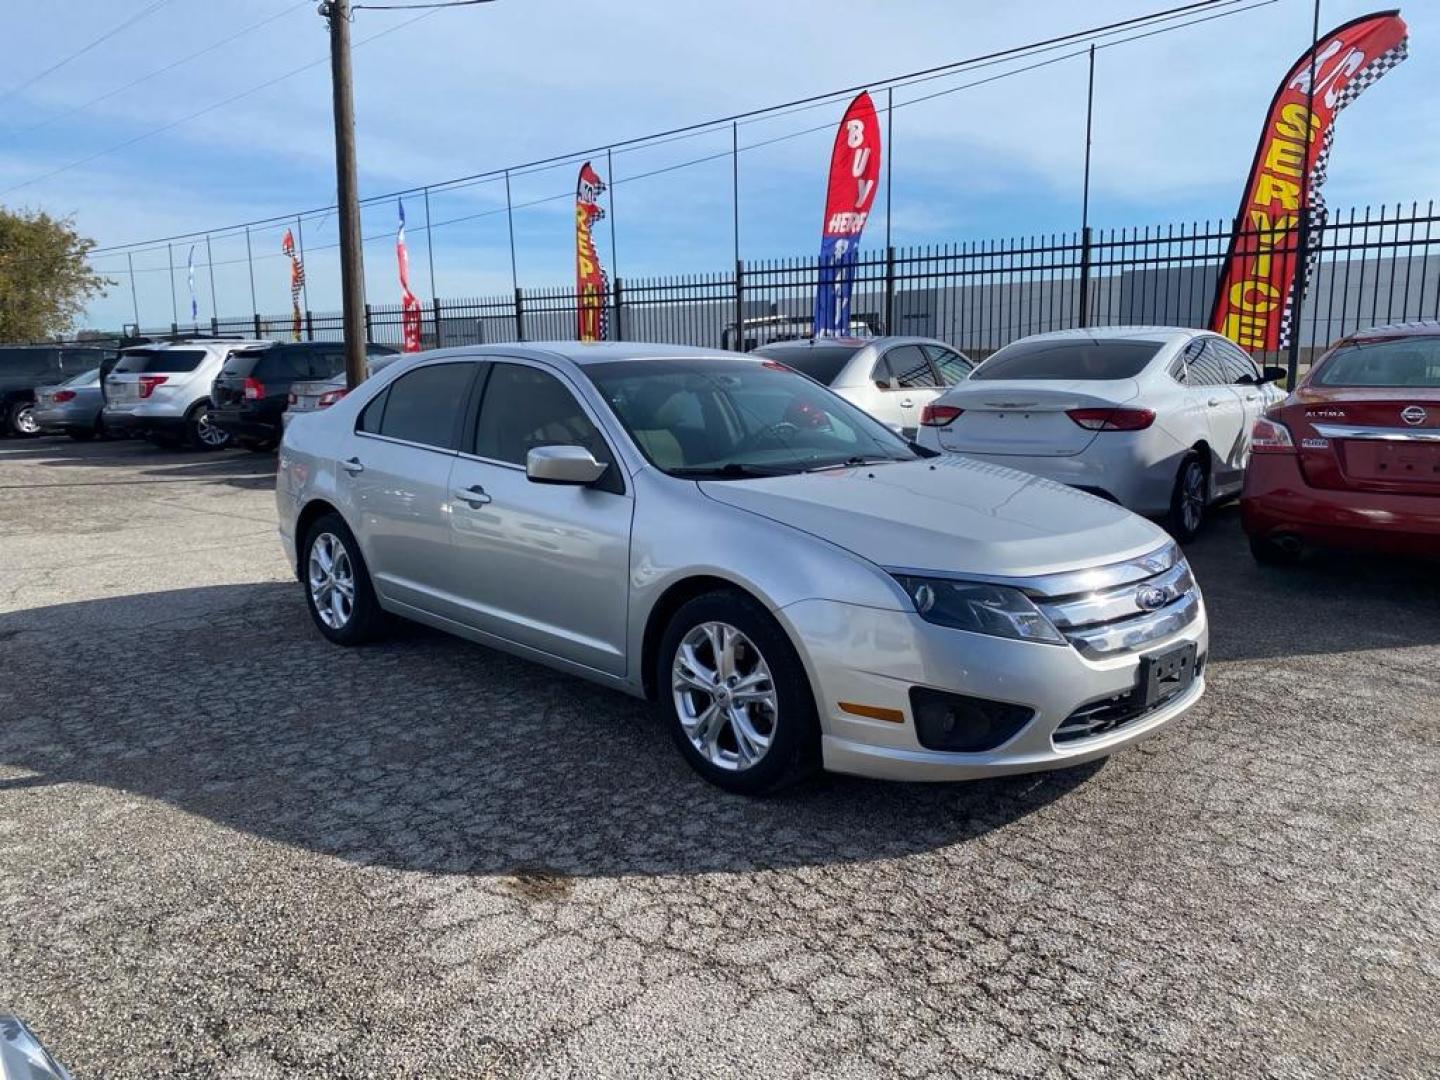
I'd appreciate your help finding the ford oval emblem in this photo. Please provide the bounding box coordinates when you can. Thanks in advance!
[1401,405,1428,426]
[1135,585,1168,612]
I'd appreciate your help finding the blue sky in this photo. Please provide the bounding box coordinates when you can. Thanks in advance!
[2,0,1437,330]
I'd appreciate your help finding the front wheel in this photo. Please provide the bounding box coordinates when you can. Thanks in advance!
[657,590,819,795]
[187,404,231,451]
[1165,453,1208,543]
[8,401,40,438]
[302,513,388,645]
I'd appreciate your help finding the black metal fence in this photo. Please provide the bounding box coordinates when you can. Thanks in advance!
[124,201,1440,368]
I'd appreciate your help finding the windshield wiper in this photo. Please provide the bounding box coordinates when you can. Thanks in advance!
[806,456,907,473]
[669,462,798,479]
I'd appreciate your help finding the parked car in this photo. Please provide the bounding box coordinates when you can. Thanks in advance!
[753,337,976,438]
[912,327,1286,541]
[210,341,397,452]
[277,342,1207,795]
[103,338,267,450]
[0,345,113,437]
[32,368,106,440]
[282,350,405,429]
[1243,320,1440,564]
[722,313,881,351]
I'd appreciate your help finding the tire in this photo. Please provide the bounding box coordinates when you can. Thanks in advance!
[1165,452,1208,543]
[301,512,388,646]
[1249,533,1303,566]
[8,401,40,438]
[186,403,231,451]
[656,590,820,795]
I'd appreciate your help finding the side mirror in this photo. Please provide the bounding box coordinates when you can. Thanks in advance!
[1261,365,1288,385]
[526,445,608,486]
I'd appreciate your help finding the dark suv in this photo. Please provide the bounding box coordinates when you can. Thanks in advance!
[211,341,396,451]
[0,345,114,436]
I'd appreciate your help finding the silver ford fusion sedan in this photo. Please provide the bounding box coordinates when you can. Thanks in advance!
[276,342,1208,795]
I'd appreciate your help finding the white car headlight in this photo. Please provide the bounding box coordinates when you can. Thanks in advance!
[893,575,1065,644]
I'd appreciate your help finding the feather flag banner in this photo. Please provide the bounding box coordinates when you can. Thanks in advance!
[281,229,305,342]
[187,245,198,323]
[575,162,609,342]
[814,92,881,337]
[397,200,422,353]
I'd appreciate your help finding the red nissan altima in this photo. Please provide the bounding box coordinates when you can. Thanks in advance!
[1242,321,1440,564]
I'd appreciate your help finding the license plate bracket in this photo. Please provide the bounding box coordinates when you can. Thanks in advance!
[1138,641,1198,709]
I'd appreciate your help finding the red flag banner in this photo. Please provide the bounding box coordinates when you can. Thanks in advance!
[575,162,608,342]
[281,228,305,342]
[1211,10,1408,351]
[814,91,881,336]
[397,200,422,353]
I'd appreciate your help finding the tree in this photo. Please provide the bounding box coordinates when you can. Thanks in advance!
[0,207,111,342]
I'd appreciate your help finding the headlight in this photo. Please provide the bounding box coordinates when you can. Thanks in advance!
[893,575,1065,644]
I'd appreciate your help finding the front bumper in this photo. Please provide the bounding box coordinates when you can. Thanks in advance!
[778,597,1208,782]
[1242,453,1440,557]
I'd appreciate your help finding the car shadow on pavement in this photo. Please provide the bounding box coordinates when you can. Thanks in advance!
[0,582,1101,880]
[0,437,275,491]
[1180,505,1440,663]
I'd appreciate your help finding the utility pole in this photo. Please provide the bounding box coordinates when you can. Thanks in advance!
[321,0,367,390]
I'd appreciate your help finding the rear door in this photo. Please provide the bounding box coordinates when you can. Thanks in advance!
[342,360,481,611]
[873,344,943,437]
[1185,338,1248,490]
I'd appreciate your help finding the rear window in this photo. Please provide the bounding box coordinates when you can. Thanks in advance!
[114,348,207,374]
[972,339,1160,381]
[753,344,859,385]
[1312,337,1440,388]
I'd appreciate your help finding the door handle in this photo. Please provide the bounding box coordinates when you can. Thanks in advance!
[1244,394,1259,402]
[453,484,492,508]
[342,456,364,474]
[900,398,914,408]
[1207,398,1222,407]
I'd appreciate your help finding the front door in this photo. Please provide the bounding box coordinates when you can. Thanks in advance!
[873,343,944,438]
[446,360,633,677]
[344,359,478,612]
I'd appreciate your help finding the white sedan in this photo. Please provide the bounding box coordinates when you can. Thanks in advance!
[913,327,1286,540]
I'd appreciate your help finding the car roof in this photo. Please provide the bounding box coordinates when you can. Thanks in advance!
[404,341,763,368]
[122,339,269,352]
[1004,326,1206,346]
[1344,320,1440,342]
[756,336,945,351]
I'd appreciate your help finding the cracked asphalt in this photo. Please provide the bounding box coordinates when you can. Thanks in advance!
[0,436,1437,1079]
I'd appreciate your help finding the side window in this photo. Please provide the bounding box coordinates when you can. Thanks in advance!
[358,388,388,434]
[473,363,619,490]
[309,349,347,379]
[880,345,940,389]
[259,349,310,381]
[373,362,474,449]
[923,345,974,385]
[1168,356,1189,385]
[61,349,98,376]
[1217,340,1260,384]
[1187,341,1229,386]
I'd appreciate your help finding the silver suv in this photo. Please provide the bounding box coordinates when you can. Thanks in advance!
[104,339,267,449]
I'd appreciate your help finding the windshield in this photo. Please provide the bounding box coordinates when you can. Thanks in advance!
[752,344,860,386]
[586,356,916,477]
[1312,336,1440,388]
[972,339,1160,380]
[113,348,207,374]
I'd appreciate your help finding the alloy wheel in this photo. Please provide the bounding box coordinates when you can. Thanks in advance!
[197,411,229,447]
[671,621,779,772]
[14,405,39,435]
[308,532,356,630]
[1181,461,1205,534]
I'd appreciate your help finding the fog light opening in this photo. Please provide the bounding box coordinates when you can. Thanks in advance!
[909,687,1034,753]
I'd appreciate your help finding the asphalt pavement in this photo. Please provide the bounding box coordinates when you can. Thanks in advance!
[0,436,1436,1079]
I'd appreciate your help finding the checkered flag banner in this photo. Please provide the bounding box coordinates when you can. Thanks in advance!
[282,228,305,341]
[1210,11,1409,353]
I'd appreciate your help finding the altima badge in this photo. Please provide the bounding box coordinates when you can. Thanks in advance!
[1401,405,1427,426]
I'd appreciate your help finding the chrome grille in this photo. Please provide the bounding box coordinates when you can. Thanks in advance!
[1032,543,1202,658]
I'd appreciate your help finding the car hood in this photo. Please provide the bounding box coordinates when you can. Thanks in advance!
[700,456,1169,579]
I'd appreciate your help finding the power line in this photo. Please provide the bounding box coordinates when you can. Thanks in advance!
[11,0,314,138]
[352,0,497,8]
[0,0,179,109]
[0,7,439,200]
[80,0,1258,257]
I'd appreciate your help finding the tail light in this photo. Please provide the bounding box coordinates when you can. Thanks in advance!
[138,375,168,399]
[52,390,77,403]
[920,403,964,427]
[1250,415,1295,454]
[243,376,265,400]
[316,388,348,409]
[1066,407,1156,431]
[287,391,298,406]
